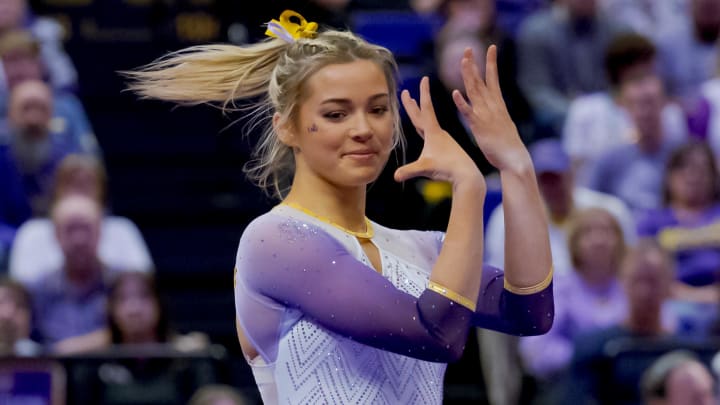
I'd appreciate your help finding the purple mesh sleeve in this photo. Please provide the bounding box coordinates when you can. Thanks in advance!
[473,265,554,336]
[237,215,474,363]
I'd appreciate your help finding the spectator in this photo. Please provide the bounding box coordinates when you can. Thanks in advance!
[588,75,683,214]
[59,273,217,405]
[9,153,154,285]
[563,31,688,186]
[519,207,628,402]
[28,193,114,344]
[656,0,720,105]
[637,140,720,336]
[0,29,99,154]
[0,0,78,93]
[6,79,86,214]
[486,137,636,277]
[564,238,678,404]
[515,0,631,137]
[0,276,41,356]
[480,138,636,405]
[641,349,717,405]
[54,271,208,354]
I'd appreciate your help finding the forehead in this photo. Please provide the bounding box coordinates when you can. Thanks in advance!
[303,60,389,101]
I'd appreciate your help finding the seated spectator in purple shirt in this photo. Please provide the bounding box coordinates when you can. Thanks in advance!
[28,193,116,345]
[636,140,720,336]
[563,238,678,405]
[519,207,627,400]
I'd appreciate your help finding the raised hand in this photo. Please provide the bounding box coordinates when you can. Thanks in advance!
[395,77,485,189]
[452,46,531,173]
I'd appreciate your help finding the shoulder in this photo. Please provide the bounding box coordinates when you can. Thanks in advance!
[101,216,144,237]
[14,218,53,239]
[52,328,110,355]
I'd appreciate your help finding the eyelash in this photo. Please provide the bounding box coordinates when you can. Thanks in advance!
[323,106,389,121]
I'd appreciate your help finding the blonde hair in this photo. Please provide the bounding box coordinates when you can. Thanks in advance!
[124,30,404,199]
[52,153,107,205]
[567,207,626,270]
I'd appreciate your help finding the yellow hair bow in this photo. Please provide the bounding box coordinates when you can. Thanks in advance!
[265,10,318,43]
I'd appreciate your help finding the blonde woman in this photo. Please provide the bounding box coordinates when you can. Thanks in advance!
[126,10,554,404]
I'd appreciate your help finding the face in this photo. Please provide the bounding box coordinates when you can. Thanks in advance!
[0,286,30,343]
[536,171,573,216]
[283,60,394,190]
[438,35,486,93]
[666,362,717,405]
[8,80,52,141]
[620,76,664,142]
[1,49,43,89]
[445,0,496,32]
[575,211,621,277]
[55,205,101,270]
[0,0,25,31]
[621,249,671,314]
[668,147,715,206]
[111,276,160,340]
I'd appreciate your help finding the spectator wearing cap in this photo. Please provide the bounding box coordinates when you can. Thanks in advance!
[479,137,637,405]
[485,137,636,277]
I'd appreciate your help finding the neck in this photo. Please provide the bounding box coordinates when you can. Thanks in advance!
[578,266,615,288]
[671,199,711,215]
[65,258,102,288]
[284,174,368,232]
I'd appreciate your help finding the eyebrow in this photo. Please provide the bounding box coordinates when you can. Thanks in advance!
[320,93,389,105]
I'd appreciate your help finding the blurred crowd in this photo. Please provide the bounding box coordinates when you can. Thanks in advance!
[2,0,720,404]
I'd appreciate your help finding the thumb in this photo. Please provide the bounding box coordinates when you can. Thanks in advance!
[394,159,434,182]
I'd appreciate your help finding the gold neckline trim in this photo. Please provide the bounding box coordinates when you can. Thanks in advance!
[281,202,374,239]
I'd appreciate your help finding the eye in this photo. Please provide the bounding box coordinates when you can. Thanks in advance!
[323,111,347,120]
[370,105,389,115]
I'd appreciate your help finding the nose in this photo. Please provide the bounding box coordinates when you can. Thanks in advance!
[349,113,373,141]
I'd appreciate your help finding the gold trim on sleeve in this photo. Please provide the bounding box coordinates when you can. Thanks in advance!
[427,280,477,312]
[504,267,554,295]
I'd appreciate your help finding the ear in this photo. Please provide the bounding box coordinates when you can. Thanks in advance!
[273,112,297,147]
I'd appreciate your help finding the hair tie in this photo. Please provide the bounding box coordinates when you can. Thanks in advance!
[265,10,318,43]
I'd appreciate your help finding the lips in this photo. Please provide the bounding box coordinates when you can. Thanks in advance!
[344,149,377,157]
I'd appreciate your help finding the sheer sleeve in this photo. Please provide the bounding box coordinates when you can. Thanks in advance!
[472,265,554,336]
[235,214,474,363]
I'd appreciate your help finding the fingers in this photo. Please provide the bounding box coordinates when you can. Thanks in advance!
[401,89,425,139]
[418,76,440,129]
[452,89,476,126]
[394,159,434,182]
[460,48,485,103]
[484,45,502,97]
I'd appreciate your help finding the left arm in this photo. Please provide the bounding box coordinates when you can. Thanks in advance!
[452,45,553,328]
